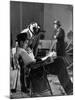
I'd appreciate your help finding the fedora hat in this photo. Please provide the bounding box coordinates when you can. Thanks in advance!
[53,20,61,26]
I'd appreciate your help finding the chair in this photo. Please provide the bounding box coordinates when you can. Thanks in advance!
[27,60,53,97]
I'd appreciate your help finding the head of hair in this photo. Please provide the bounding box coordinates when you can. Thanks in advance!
[16,33,28,47]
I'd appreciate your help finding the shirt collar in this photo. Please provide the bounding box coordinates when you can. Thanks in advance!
[57,27,61,32]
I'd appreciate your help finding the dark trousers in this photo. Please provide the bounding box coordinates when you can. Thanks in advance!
[20,68,26,91]
[46,57,73,95]
[20,67,30,92]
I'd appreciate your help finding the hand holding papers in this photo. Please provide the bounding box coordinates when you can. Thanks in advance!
[41,51,57,61]
[41,51,57,65]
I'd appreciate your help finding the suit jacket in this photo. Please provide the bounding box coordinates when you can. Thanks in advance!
[55,27,65,56]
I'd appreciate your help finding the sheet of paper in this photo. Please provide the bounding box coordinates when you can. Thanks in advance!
[41,51,56,61]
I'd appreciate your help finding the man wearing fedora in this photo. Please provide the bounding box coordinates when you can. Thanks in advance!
[45,20,73,95]
[51,20,73,94]
[53,20,65,57]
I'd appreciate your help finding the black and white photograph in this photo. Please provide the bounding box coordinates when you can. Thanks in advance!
[10,1,73,99]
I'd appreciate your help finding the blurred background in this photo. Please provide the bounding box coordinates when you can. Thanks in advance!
[10,1,73,47]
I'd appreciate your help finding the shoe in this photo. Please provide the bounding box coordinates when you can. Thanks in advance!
[21,88,29,93]
[67,89,73,95]
[11,89,16,93]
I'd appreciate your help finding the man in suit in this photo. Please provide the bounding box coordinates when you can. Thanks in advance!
[46,20,73,95]
[45,20,73,95]
[53,20,65,56]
